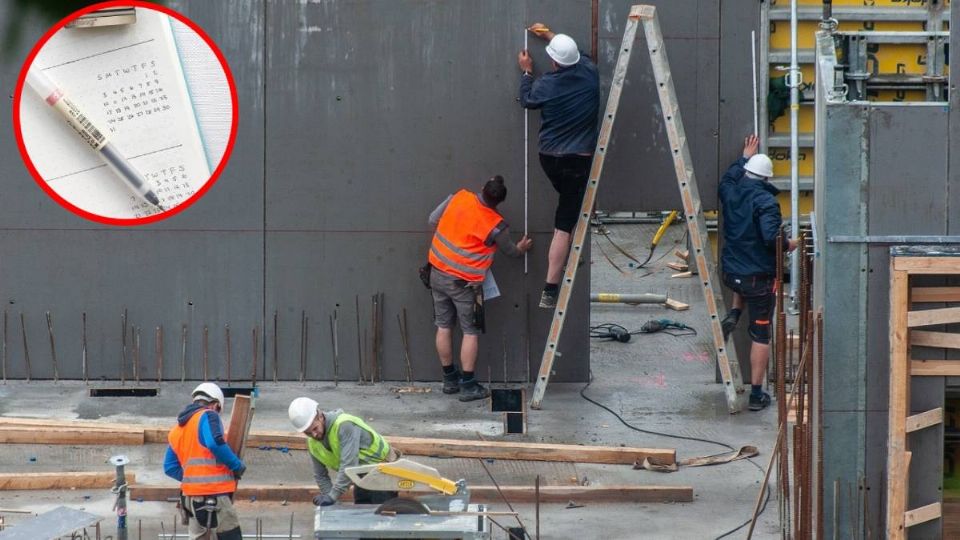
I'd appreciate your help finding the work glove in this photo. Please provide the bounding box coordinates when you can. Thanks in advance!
[313,493,336,507]
[233,464,246,481]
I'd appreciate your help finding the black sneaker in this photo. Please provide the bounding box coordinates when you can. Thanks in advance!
[458,381,491,402]
[748,391,771,411]
[539,289,558,309]
[442,371,461,394]
[721,314,738,341]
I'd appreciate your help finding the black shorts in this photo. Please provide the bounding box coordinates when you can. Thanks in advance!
[723,273,775,344]
[539,153,592,233]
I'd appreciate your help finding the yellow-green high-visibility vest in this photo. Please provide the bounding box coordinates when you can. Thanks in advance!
[307,413,390,470]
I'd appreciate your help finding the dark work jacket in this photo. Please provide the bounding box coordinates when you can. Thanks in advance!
[718,157,788,277]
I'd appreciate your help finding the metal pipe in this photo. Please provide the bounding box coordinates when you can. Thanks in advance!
[355,296,364,384]
[133,326,140,384]
[590,293,667,304]
[82,312,88,383]
[751,30,758,135]
[156,326,163,383]
[110,455,129,540]
[788,0,800,313]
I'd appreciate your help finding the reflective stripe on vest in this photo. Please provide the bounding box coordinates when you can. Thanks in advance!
[427,190,502,282]
[307,413,391,471]
[167,410,237,496]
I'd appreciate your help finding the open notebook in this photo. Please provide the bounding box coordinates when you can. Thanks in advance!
[19,8,210,220]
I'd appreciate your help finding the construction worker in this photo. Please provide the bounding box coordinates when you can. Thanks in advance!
[288,397,401,506]
[718,134,797,411]
[427,176,533,401]
[518,22,599,309]
[163,382,246,540]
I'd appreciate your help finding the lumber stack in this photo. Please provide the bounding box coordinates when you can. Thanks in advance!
[0,417,676,466]
[0,472,134,490]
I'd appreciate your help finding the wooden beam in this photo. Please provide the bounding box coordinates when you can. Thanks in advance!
[887,267,910,540]
[893,256,960,273]
[0,417,144,433]
[906,408,943,434]
[384,436,676,465]
[0,472,134,490]
[225,394,254,460]
[0,427,143,445]
[904,502,941,528]
[907,307,960,328]
[664,299,690,312]
[911,360,960,377]
[911,287,960,303]
[910,331,960,350]
[130,483,693,504]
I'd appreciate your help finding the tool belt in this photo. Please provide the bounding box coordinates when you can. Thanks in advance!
[179,493,219,529]
[418,263,432,289]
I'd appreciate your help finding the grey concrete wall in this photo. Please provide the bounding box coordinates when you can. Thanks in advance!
[819,103,950,538]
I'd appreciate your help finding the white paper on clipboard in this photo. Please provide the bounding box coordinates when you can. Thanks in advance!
[482,271,501,300]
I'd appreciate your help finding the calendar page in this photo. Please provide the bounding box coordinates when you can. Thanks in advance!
[19,7,210,219]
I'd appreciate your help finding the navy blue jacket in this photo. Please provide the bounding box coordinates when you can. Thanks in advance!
[519,53,600,155]
[719,157,788,276]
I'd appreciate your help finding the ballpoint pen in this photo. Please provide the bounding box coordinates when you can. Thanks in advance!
[25,67,165,211]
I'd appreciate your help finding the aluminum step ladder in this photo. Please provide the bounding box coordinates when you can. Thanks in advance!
[530,4,744,413]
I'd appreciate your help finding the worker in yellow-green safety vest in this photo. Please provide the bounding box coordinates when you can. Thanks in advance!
[288,397,401,506]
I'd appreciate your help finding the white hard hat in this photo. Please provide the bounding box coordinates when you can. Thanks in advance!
[744,154,774,179]
[546,34,580,66]
[191,382,224,406]
[289,397,320,433]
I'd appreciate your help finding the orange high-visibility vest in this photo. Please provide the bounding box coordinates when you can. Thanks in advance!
[428,190,502,282]
[168,410,237,496]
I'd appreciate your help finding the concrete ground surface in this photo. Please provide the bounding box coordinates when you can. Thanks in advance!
[0,224,780,539]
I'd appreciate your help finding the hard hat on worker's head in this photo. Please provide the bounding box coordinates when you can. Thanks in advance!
[192,382,225,407]
[289,397,320,433]
[744,154,774,179]
[546,34,580,67]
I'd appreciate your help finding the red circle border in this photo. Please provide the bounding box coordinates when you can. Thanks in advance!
[11,0,240,226]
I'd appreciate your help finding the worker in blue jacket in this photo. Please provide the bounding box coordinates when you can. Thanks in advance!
[719,134,797,411]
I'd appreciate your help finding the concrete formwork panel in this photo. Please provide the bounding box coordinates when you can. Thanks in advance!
[596,0,722,212]
[820,103,951,539]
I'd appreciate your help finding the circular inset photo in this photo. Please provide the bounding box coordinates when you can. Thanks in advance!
[13,1,237,225]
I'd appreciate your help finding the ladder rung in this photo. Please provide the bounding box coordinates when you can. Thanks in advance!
[905,408,942,433]
[904,502,941,528]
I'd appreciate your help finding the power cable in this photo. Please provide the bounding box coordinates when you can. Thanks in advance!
[578,372,771,539]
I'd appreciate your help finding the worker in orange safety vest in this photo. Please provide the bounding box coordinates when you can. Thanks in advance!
[426,176,532,401]
[164,382,246,540]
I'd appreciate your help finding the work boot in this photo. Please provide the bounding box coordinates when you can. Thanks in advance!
[458,380,491,402]
[442,371,461,394]
[721,312,739,341]
[539,289,558,309]
[748,391,772,411]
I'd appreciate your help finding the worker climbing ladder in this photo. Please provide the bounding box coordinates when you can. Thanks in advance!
[530,4,744,413]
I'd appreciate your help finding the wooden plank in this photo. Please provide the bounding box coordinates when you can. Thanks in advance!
[911,287,960,303]
[911,360,960,377]
[666,262,688,272]
[673,249,689,262]
[0,472,134,490]
[907,307,960,328]
[664,298,690,312]
[887,268,910,540]
[0,417,143,433]
[904,502,942,528]
[671,271,692,279]
[384,436,675,465]
[893,256,960,273]
[906,408,943,433]
[0,427,143,445]
[225,394,254,460]
[910,330,960,350]
[130,484,693,504]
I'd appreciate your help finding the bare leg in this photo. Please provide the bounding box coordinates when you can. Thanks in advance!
[750,341,769,386]
[460,334,479,373]
[546,229,571,284]
[436,327,453,367]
